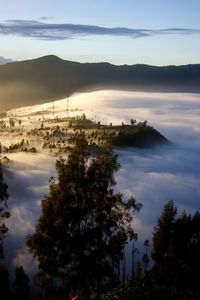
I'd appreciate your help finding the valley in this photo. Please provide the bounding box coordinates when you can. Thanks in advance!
[0,90,200,288]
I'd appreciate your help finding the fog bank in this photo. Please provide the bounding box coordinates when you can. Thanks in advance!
[2,90,200,278]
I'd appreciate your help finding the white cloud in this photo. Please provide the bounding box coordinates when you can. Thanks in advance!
[0,56,14,64]
[2,90,200,279]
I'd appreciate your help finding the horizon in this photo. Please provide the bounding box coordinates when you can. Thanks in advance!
[1,54,200,67]
[0,0,200,65]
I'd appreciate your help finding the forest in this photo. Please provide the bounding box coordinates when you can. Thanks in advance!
[0,133,200,300]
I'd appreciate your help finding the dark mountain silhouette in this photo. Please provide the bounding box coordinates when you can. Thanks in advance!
[0,55,200,109]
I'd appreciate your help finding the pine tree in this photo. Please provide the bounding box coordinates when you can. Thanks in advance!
[27,133,141,299]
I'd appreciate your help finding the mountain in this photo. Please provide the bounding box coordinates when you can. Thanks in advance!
[0,55,200,110]
[0,56,14,65]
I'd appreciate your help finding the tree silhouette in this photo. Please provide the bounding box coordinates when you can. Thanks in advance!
[0,268,11,300]
[14,266,30,300]
[103,201,200,300]
[27,133,141,299]
[0,161,9,259]
[151,200,200,299]
[152,200,177,267]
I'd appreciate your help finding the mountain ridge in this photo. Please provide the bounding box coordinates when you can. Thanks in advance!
[0,55,200,110]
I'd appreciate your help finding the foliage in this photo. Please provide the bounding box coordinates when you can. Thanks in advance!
[27,133,141,299]
[112,125,168,148]
[0,268,12,300]
[151,200,200,299]
[152,200,177,268]
[14,266,30,300]
[0,160,9,259]
[101,264,167,300]
[0,157,11,299]
[102,201,200,300]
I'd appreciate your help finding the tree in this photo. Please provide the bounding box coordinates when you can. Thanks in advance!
[130,119,136,125]
[9,118,15,128]
[0,268,11,300]
[151,201,200,299]
[27,133,141,299]
[0,161,9,259]
[0,160,11,299]
[103,201,200,300]
[152,200,177,265]
[14,266,30,300]
[142,240,150,273]
[151,200,177,290]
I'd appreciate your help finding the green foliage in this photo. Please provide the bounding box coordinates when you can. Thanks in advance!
[27,133,141,299]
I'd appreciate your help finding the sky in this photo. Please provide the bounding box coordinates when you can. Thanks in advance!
[0,0,200,65]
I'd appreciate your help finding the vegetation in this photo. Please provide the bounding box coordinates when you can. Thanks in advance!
[0,160,30,300]
[0,119,199,299]
[151,201,200,299]
[0,113,169,156]
[14,266,30,300]
[0,156,11,299]
[27,133,141,299]
[0,156,10,259]
[102,201,200,300]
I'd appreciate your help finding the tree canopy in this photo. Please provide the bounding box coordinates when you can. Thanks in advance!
[102,200,200,300]
[0,160,9,259]
[27,133,141,299]
[151,200,200,298]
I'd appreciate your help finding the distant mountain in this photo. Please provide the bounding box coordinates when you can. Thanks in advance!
[0,56,14,65]
[0,55,200,110]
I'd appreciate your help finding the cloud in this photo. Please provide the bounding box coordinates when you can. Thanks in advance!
[0,56,14,65]
[0,19,199,41]
[39,17,53,21]
[3,153,56,275]
[13,247,37,274]
[2,91,200,281]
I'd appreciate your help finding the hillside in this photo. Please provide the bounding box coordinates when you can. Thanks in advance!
[0,112,169,154]
[0,55,200,109]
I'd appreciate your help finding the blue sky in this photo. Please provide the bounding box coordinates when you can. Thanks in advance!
[0,0,200,65]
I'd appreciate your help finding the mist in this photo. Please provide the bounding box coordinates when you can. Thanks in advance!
[2,90,200,279]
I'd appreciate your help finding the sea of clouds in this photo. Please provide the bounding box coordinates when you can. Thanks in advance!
[2,90,200,278]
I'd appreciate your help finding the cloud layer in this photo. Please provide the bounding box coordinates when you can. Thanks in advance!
[0,56,14,64]
[0,20,199,40]
[2,91,200,280]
